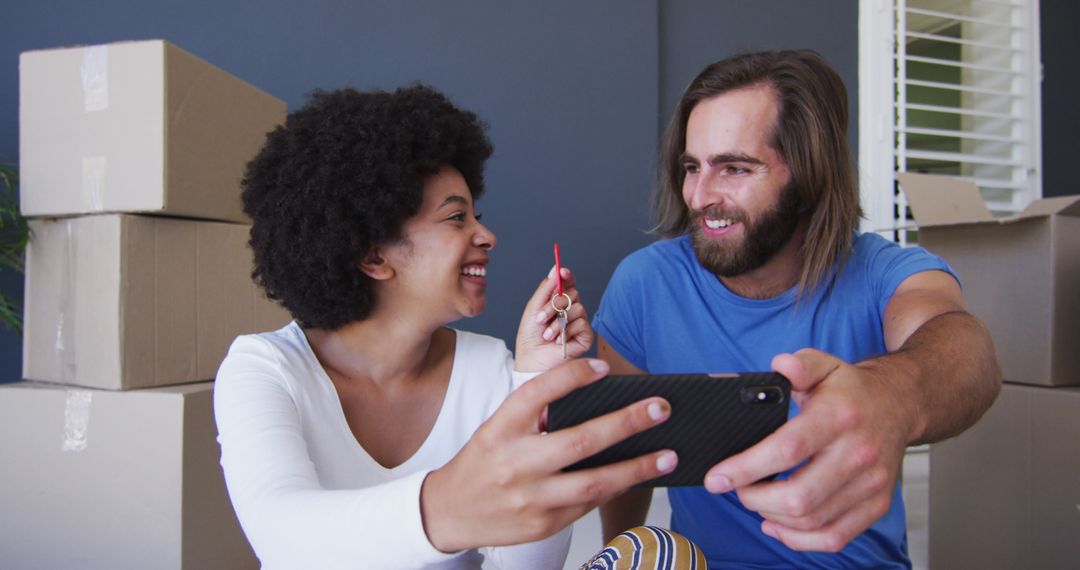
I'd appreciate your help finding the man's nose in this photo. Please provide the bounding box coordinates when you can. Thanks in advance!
[683,170,723,211]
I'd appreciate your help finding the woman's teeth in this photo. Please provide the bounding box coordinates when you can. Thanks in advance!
[461,266,486,277]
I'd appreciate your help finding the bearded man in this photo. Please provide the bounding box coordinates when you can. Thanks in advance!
[593,50,1001,569]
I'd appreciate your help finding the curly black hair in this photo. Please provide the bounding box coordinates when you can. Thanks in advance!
[241,84,493,330]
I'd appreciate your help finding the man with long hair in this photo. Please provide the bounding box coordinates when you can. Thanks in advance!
[593,50,1001,568]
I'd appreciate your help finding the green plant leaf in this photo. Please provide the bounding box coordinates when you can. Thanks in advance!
[0,162,27,333]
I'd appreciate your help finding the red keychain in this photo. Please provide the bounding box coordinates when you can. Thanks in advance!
[554,243,564,295]
[551,243,572,359]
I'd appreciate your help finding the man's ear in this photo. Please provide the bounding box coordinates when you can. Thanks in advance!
[359,248,394,280]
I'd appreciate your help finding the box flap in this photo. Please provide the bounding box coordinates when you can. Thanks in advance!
[1011,195,1080,220]
[896,173,994,228]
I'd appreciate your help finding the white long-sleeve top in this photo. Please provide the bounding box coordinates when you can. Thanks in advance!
[214,322,571,570]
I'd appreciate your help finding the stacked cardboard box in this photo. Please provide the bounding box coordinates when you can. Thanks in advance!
[2,40,291,569]
[896,174,1080,568]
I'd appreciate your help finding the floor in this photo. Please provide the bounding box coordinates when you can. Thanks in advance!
[560,447,930,569]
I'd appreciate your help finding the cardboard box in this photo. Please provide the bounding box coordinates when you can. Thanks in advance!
[897,173,1080,386]
[22,214,290,390]
[0,381,257,569]
[929,382,1080,569]
[19,40,285,223]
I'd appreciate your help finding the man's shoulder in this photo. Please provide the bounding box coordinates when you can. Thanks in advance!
[851,231,896,256]
[848,231,946,269]
[615,235,696,276]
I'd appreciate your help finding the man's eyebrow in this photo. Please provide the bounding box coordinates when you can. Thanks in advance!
[678,152,764,166]
[707,153,764,166]
[437,195,470,209]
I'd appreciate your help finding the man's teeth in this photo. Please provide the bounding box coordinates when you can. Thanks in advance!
[462,266,486,277]
[705,218,734,229]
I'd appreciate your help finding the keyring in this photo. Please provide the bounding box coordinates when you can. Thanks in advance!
[550,292,572,313]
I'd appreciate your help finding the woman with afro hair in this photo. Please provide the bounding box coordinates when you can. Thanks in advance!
[213,85,680,569]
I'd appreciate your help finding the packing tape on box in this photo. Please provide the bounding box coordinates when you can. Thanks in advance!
[62,389,92,452]
[80,44,109,112]
[54,220,77,382]
[81,156,106,211]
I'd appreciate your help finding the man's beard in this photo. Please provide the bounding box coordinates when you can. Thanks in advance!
[689,180,803,277]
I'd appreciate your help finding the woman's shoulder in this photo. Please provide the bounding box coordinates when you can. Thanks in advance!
[218,321,317,383]
[450,328,512,361]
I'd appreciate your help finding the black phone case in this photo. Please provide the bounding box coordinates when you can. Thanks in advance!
[547,372,791,487]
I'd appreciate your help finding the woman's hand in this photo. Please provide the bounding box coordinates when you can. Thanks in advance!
[514,264,593,372]
[419,359,677,552]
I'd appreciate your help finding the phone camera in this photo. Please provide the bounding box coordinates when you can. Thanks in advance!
[740,386,785,406]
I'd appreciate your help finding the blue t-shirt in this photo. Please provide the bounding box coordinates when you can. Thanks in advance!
[593,232,955,569]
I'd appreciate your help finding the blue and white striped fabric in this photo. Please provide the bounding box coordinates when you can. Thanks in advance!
[580,526,708,570]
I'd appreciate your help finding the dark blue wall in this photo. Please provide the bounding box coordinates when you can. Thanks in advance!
[0,1,862,382]
[1040,0,1080,198]
[659,0,859,149]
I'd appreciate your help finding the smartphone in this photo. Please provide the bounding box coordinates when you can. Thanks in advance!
[547,372,790,487]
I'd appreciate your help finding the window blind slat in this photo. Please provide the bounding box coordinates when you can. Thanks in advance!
[946,175,1029,191]
[902,78,1019,97]
[901,149,1026,167]
[897,126,1025,144]
[968,0,1023,8]
[906,54,1022,75]
[904,30,1021,51]
[903,6,1022,29]
[904,102,1022,121]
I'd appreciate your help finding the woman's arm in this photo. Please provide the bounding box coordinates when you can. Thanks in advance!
[214,337,457,567]
[218,338,677,566]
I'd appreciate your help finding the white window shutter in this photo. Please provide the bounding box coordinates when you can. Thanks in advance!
[859,0,1041,242]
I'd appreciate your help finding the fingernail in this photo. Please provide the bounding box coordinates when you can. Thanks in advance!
[761,523,779,540]
[542,328,555,341]
[535,311,547,324]
[656,451,677,473]
[647,401,670,421]
[587,359,609,374]
[705,474,733,493]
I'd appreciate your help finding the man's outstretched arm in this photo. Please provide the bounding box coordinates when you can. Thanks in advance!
[702,269,1001,552]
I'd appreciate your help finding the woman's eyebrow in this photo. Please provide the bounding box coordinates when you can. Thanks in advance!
[437,195,469,209]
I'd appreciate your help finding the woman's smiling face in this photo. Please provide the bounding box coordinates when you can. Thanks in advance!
[376,164,497,322]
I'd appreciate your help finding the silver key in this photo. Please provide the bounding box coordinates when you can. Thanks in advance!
[558,312,569,359]
[551,292,573,360]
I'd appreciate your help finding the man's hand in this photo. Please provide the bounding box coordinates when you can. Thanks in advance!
[702,270,999,553]
[702,349,914,553]
[420,359,678,552]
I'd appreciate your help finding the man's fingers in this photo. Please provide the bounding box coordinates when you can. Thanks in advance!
[760,492,893,553]
[754,459,894,531]
[703,413,835,493]
[771,349,843,392]
[735,435,884,523]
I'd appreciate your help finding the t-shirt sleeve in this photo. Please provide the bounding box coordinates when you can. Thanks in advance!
[214,335,459,568]
[592,252,651,371]
[863,235,960,318]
